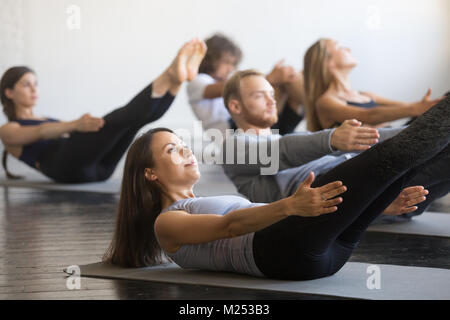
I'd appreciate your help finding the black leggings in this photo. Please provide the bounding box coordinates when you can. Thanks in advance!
[39,83,175,183]
[253,96,450,280]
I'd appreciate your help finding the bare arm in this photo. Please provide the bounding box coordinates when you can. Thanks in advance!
[361,91,408,107]
[0,114,104,146]
[203,82,226,99]
[202,62,301,101]
[155,172,346,251]
[202,66,299,101]
[316,94,439,127]
[362,88,442,109]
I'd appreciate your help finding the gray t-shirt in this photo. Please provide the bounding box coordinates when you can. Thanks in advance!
[160,195,266,278]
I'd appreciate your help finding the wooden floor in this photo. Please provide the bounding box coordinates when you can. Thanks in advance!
[0,186,449,300]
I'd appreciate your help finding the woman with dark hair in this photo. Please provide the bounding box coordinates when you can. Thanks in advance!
[104,97,449,280]
[303,38,444,132]
[0,38,207,183]
[187,33,305,137]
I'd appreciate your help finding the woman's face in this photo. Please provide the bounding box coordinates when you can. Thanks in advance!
[212,52,239,81]
[146,131,200,189]
[5,72,39,108]
[325,39,357,70]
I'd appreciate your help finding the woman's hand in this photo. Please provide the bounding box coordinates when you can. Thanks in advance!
[411,88,444,116]
[287,172,347,217]
[383,186,429,216]
[75,113,105,132]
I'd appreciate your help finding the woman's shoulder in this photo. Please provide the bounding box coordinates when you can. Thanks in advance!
[163,195,253,215]
[0,121,21,133]
[176,195,252,207]
[317,90,344,109]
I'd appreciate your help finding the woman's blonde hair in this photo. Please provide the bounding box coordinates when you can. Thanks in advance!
[303,38,332,132]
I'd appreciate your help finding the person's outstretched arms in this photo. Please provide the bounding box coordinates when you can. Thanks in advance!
[0,113,104,146]
[316,90,443,129]
[362,88,443,109]
[155,172,346,252]
[200,60,298,100]
[277,119,379,169]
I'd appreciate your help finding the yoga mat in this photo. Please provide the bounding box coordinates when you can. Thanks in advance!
[0,157,122,193]
[0,174,121,194]
[367,212,450,238]
[74,262,450,300]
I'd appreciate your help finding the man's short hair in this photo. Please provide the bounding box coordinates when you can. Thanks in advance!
[223,69,265,110]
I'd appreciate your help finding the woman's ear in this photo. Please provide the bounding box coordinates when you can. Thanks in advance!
[228,99,242,116]
[326,57,335,70]
[4,88,14,100]
[144,168,158,181]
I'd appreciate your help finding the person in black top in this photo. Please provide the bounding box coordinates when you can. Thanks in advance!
[0,38,207,183]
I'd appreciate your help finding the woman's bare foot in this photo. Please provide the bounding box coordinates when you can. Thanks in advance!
[167,38,207,84]
[167,40,193,85]
[186,38,207,81]
[152,39,207,97]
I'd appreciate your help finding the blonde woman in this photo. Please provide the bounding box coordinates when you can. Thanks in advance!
[303,38,443,132]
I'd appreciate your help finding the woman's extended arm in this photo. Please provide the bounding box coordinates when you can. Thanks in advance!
[0,113,104,146]
[154,172,346,251]
[362,88,441,109]
[316,93,440,128]
[361,91,408,107]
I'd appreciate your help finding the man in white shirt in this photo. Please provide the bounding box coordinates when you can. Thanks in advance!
[187,33,305,138]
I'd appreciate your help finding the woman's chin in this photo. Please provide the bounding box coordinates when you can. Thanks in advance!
[188,170,201,182]
[25,101,38,108]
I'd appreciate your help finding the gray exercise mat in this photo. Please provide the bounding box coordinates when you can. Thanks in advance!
[75,261,450,300]
[367,212,450,238]
[0,175,122,194]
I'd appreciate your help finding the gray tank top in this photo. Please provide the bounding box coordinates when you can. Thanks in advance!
[160,195,265,277]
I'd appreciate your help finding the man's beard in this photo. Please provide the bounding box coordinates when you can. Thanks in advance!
[241,102,278,128]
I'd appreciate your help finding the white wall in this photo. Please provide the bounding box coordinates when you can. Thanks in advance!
[1,0,449,131]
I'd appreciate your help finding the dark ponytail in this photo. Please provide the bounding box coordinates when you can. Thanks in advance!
[103,128,174,267]
[0,66,35,179]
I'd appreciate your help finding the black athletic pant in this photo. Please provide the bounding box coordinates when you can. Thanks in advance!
[39,84,175,183]
[253,96,450,280]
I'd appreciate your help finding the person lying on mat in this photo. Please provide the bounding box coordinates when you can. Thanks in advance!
[0,38,207,183]
[187,33,305,137]
[303,38,444,132]
[103,96,449,281]
[220,70,442,221]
